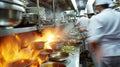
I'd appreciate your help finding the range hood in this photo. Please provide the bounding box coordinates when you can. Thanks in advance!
[76,0,88,10]
[27,0,75,11]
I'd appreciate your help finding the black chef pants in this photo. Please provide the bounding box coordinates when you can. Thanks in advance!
[100,56,120,67]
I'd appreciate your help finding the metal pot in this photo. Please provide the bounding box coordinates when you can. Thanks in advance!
[22,13,38,25]
[0,9,23,27]
[64,10,76,16]
[0,0,25,27]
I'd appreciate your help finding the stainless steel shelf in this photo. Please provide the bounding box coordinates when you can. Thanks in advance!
[66,45,80,67]
[0,25,56,37]
[0,26,37,37]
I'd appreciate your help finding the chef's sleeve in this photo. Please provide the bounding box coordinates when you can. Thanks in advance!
[87,17,104,43]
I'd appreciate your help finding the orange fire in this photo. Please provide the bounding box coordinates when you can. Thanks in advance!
[0,27,66,67]
[0,35,37,67]
[34,27,66,49]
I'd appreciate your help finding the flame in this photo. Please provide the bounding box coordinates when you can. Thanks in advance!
[0,35,34,67]
[0,26,66,67]
[42,29,55,49]
[0,35,42,67]
[34,27,66,49]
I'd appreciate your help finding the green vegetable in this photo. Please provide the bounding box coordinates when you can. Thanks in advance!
[61,46,76,53]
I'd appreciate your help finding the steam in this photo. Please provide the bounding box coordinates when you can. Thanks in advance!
[63,22,74,34]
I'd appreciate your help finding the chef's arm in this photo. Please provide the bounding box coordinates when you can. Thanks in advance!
[87,17,103,51]
[80,29,88,32]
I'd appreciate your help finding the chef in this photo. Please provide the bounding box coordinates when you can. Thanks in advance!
[87,0,120,67]
[86,5,95,19]
[85,0,95,19]
[76,10,89,32]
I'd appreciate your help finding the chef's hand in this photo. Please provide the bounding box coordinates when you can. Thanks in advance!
[89,41,99,52]
[80,29,88,32]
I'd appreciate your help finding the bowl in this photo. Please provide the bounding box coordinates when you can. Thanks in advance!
[7,59,34,67]
[30,41,45,50]
[38,49,54,61]
[49,52,69,62]
[39,49,54,55]
[40,62,66,67]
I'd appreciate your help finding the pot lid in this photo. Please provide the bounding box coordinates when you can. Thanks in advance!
[1,0,25,6]
[0,0,25,12]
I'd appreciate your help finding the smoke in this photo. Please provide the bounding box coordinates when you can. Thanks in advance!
[63,22,74,34]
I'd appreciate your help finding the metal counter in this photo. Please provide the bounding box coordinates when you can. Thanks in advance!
[65,45,80,67]
[0,25,54,37]
[0,26,37,37]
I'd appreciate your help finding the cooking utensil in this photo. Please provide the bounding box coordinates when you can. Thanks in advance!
[0,0,25,27]
[40,62,66,67]
[64,10,76,16]
[30,41,45,50]
[7,59,35,67]
[21,13,38,26]
[49,51,69,62]
[38,49,54,63]
[0,9,23,27]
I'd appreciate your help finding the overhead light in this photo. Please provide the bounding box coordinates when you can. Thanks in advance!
[79,0,84,7]
[71,0,78,11]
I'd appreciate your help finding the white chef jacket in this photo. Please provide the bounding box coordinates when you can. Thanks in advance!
[88,8,120,56]
[77,16,89,31]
